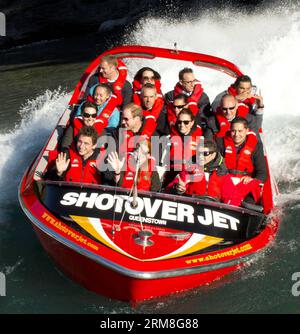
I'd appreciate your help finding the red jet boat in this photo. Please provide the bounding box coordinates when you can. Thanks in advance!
[18,45,281,302]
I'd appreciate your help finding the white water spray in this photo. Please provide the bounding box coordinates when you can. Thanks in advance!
[125,7,300,203]
[0,88,71,202]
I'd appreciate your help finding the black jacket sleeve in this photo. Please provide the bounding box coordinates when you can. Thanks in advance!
[252,141,267,182]
[198,92,212,118]
[150,171,163,192]
[83,74,99,99]
[60,125,74,153]
[204,116,218,139]
[121,81,133,108]
[164,90,174,104]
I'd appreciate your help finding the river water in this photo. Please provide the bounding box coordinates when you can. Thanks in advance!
[1,4,300,314]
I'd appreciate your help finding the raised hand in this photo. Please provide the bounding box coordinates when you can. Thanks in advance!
[56,152,70,176]
[107,151,123,174]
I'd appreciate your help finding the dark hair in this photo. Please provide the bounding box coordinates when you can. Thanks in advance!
[173,93,188,104]
[231,116,249,129]
[179,68,193,80]
[77,126,98,145]
[134,67,161,81]
[177,108,195,121]
[204,139,217,153]
[82,101,97,113]
[233,75,252,88]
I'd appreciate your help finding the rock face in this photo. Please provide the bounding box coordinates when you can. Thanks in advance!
[0,0,162,48]
[0,0,264,49]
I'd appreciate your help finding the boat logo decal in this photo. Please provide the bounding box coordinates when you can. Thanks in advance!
[60,192,240,232]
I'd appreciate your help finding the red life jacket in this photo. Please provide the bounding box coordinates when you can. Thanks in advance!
[166,166,228,200]
[133,96,165,140]
[228,84,257,109]
[132,79,162,95]
[214,104,250,138]
[174,80,204,104]
[98,59,127,105]
[223,132,258,176]
[166,102,199,128]
[65,145,101,184]
[186,170,226,199]
[87,93,119,134]
[121,155,155,191]
[169,125,203,170]
[73,117,107,137]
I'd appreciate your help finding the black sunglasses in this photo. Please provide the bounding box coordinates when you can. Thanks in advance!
[177,120,191,125]
[174,105,186,109]
[83,112,97,118]
[143,76,155,80]
[222,106,236,111]
[203,151,215,156]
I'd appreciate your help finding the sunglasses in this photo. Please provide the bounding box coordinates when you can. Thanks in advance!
[143,76,155,81]
[174,105,185,109]
[177,120,191,125]
[222,106,236,111]
[182,79,196,84]
[203,151,215,156]
[83,112,97,118]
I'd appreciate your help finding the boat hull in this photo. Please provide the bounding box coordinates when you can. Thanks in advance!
[32,223,241,301]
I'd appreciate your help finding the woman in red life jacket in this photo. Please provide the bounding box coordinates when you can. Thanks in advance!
[217,117,268,207]
[132,67,162,99]
[60,102,103,152]
[54,126,102,184]
[166,93,199,129]
[162,108,203,187]
[165,139,230,201]
[107,140,161,192]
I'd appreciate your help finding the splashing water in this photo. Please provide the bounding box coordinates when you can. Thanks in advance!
[0,88,71,202]
[125,6,300,204]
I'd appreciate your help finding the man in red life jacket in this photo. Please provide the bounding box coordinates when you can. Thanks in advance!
[85,55,132,108]
[205,94,258,139]
[212,75,264,130]
[51,126,102,184]
[106,103,147,156]
[138,83,167,137]
[216,117,267,206]
[164,67,212,127]
[165,139,230,200]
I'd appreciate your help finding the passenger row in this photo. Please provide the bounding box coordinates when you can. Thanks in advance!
[44,54,267,208]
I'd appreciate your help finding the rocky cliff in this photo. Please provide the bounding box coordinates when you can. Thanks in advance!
[0,0,264,49]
